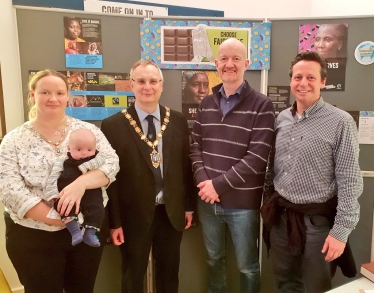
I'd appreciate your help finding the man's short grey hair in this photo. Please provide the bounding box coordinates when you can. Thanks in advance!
[130,60,163,81]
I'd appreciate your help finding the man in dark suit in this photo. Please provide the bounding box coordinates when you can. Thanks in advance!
[101,60,196,293]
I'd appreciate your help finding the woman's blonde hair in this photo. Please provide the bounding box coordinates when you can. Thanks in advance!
[27,69,69,120]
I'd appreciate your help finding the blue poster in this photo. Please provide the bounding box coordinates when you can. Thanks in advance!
[29,70,133,120]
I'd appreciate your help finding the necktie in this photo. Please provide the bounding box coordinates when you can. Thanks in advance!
[146,115,163,195]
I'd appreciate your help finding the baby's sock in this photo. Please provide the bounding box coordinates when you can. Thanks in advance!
[66,220,83,246]
[83,228,101,247]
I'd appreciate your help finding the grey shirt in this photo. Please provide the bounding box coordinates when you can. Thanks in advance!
[269,97,363,242]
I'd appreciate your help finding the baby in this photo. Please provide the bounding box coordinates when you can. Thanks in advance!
[46,129,106,247]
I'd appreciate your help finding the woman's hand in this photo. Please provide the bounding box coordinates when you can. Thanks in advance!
[24,202,66,227]
[56,169,109,216]
[57,179,86,216]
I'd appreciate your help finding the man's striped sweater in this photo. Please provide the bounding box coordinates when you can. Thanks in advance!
[190,81,275,209]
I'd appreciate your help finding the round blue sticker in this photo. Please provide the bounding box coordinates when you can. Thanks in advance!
[355,41,374,65]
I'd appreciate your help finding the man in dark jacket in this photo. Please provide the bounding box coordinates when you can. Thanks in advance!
[102,60,196,293]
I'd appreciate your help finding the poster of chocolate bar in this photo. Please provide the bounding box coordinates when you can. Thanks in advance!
[140,20,271,70]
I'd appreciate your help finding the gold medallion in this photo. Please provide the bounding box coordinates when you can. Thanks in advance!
[150,149,162,168]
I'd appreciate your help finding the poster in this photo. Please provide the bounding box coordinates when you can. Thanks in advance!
[181,71,222,129]
[267,86,290,116]
[84,0,168,17]
[29,70,133,120]
[140,20,271,70]
[299,23,348,91]
[358,111,374,144]
[64,17,103,69]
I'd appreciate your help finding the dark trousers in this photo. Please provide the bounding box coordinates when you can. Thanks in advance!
[270,213,332,293]
[5,213,105,293]
[119,204,183,293]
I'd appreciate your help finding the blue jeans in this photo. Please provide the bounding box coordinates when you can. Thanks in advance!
[198,200,260,293]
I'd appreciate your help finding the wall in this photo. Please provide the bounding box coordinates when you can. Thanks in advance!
[3,1,374,129]
[0,2,23,133]
[0,2,24,291]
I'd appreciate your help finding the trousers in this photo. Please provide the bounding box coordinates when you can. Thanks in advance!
[270,212,332,293]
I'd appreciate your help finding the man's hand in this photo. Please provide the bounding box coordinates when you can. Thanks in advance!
[322,235,346,262]
[197,180,220,204]
[110,227,125,246]
[185,213,193,229]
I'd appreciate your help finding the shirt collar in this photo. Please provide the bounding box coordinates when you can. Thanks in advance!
[134,103,161,122]
[219,81,245,99]
[290,97,325,118]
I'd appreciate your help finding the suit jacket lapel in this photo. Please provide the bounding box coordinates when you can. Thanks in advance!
[160,105,172,176]
[126,106,155,170]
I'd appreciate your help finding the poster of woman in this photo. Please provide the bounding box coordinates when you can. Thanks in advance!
[182,70,221,129]
[64,17,103,69]
[299,23,348,91]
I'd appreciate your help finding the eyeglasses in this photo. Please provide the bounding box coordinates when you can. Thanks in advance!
[131,79,162,86]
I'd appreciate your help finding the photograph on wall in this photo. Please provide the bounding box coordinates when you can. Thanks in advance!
[181,70,222,129]
[64,17,103,69]
[141,20,271,70]
[68,95,88,107]
[85,72,131,91]
[29,70,133,120]
[299,23,348,91]
[64,71,87,91]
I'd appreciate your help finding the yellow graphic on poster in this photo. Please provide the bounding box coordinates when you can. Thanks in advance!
[206,29,249,60]
[104,95,128,107]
